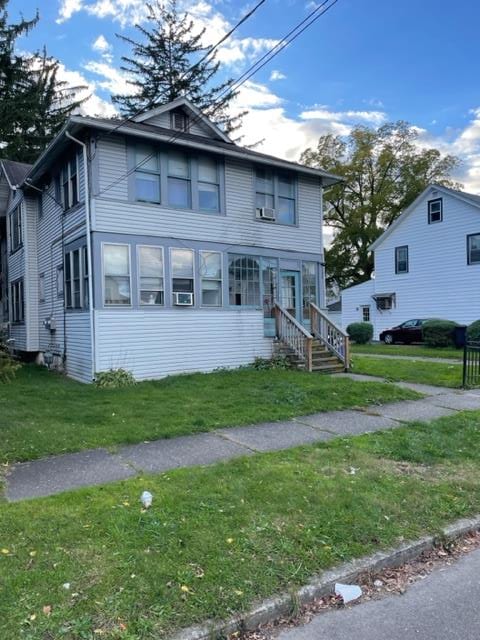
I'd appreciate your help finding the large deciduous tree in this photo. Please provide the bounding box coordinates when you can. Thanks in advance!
[112,0,243,135]
[300,122,461,291]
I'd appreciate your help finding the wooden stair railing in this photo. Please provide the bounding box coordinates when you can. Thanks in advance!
[310,302,350,370]
[274,303,313,372]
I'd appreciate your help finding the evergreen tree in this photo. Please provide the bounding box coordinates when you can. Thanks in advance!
[112,0,242,135]
[0,1,85,163]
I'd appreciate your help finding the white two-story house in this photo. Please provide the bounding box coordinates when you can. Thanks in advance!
[0,97,346,382]
[341,184,480,339]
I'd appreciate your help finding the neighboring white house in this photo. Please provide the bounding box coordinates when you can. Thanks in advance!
[0,97,344,382]
[341,184,480,340]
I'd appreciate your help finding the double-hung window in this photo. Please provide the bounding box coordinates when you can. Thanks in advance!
[39,273,45,303]
[428,198,442,224]
[302,262,317,320]
[168,151,191,208]
[262,258,277,320]
[200,251,222,306]
[11,279,24,323]
[56,265,64,298]
[64,246,88,309]
[362,305,371,322]
[134,145,161,203]
[198,157,220,212]
[255,168,296,225]
[228,254,261,306]
[103,244,131,306]
[60,155,79,211]
[467,234,480,265]
[395,245,409,274]
[9,205,22,252]
[139,246,164,305]
[171,248,194,302]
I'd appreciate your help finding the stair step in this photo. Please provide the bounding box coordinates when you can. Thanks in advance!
[311,363,346,372]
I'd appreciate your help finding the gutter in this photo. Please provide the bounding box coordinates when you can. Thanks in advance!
[65,131,96,381]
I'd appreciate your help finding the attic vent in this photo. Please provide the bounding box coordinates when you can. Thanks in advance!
[171,110,189,132]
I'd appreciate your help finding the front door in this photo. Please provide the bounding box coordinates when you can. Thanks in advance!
[280,270,301,320]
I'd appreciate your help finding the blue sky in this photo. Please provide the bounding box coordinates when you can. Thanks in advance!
[8,0,480,189]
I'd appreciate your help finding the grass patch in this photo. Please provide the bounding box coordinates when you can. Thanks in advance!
[351,343,462,360]
[0,365,418,464]
[1,411,480,638]
[352,355,463,388]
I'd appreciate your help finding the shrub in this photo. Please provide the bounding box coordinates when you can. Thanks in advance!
[467,320,480,342]
[422,320,458,348]
[95,368,136,389]
[251,355,291,370]
[346,322,373,344]
[0,332,20,383]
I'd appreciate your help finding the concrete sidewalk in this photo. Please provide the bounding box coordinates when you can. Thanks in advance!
[5,378,480,502]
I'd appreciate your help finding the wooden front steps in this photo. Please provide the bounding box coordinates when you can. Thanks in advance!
[275,339,345,374]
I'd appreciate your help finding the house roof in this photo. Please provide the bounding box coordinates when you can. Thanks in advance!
[23,106,343,188]
[327,300,341,312]
[0,159,32,188]
[369,183,480,252]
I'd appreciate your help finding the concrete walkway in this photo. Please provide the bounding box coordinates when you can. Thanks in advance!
[353,352,462,364]
[5,380,480,502]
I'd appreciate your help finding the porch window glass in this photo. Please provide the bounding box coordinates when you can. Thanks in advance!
[139,246,164,305]
[64,248,87,310]
[228,254,260,306]
[198,157,220,212]
[200,251,222,306]
[467,234,480,265]
[103,244,131,305]
[171,248,194,297]
[168,151,191,208]
[262,258,277,319]
[302,262,317,320]
[83,247,89,308]
[134,145,160,203]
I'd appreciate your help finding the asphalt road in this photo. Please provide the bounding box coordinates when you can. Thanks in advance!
[277,548,480,640]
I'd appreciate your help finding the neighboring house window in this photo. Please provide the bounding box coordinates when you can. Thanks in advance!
[362,305,370,322]
[168,151,191,208]
[65,246,89,309]
[375,295,395,310]
[56,265,64,298]
[467,233,480,265]
[395,245,409,274]
[39,273,45,302]
[228,254,260,306]
[302,262,317,320]
[171,248,194,302]
[198,157,220,212]
[138,246,164,305]
[200,251,222,306]
[11,279,24,323]
[134,145,161,203]
[9,205,22,252]
[262,258,277,321]
[103,244,131,306]
[171,110,189,132]
[60,155,79,211]
[428,198,443,224]
[255,168,296,225]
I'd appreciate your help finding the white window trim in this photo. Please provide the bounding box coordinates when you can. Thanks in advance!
[169,247,196,307]
[102,242,132,308]
[137,245,165,307]
[199,250,223,307]
[428,198,443,224]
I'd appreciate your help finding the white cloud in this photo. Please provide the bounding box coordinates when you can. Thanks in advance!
[270,70,286,81]
[300,108,387,126]
[92,34,111,54]
[56,0,83,23]
[83,60,133,96]
[55,62,118,118]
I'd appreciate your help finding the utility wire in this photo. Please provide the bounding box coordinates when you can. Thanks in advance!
[97,0,339,198]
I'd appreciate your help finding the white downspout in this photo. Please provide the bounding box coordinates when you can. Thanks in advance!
[65,131,96,381]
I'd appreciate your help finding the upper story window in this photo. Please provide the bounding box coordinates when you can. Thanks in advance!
[103,243,131,306]
[428,198,443,224]
[9,204,22,252]
[138,246,164,305]
[228,254,260,306]
[467,234,480,265]
[65,246,89,310]
[171,110,189,132]
[168,151,191,208]
[395,245,409,274]
[11,279,24,323]
[59,155,79,211]
[135,145,161,203]
[255,168,296,225]
[171,248,194,304]
[198,157,220,212]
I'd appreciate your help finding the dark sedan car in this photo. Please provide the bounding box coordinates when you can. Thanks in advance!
[379,319,432,344]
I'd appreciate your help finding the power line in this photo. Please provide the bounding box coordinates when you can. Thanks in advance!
[97,0,340,198]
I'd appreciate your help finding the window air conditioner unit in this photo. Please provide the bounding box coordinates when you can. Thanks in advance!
[257,207,276,221]
[174,292,194,306]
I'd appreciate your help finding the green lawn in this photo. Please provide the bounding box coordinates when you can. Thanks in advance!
[1,410,480,639]
[351,343,462,360]
[351,355,463,388]
[0,365,419,464]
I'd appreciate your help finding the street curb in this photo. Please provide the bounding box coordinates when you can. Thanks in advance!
[170,514,480,640]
